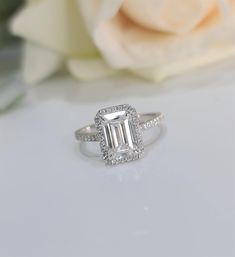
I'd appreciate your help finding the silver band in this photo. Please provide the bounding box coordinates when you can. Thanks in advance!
[75,112,164,142]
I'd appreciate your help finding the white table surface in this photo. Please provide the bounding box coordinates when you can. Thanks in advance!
[0,59,235,257]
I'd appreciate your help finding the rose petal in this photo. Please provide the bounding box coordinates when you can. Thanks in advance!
[79,0,235,71]
[131,46,235,82]
[122,0,217,34]
[67,58,119,81]
[23,42,62,84]
[11,0,98,58]
[78,0,133,67]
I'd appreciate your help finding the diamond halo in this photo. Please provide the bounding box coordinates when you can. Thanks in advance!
[94,104,144,165]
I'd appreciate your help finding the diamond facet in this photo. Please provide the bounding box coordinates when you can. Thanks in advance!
[95,104,144,165]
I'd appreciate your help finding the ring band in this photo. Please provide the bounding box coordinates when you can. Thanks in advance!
[74,104,164,165]
[75,112,164,142]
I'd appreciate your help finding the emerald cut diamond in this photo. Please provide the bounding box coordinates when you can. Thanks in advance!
[95,104,144,165]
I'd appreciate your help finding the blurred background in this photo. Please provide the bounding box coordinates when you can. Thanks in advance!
[0,0,22,47]
[0,0,23,113]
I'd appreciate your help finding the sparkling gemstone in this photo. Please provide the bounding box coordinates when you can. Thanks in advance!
[95,105,144,165]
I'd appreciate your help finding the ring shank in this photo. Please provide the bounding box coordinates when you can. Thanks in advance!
[75,112,164,142]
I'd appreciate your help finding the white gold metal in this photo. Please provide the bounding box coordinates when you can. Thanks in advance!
[75,104,164,165]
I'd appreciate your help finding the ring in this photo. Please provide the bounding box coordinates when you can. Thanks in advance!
[75,104,164,165]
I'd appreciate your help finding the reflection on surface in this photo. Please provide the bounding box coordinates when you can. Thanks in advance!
[30,58,235,105]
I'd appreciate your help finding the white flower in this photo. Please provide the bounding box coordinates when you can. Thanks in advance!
[11,0,235,84]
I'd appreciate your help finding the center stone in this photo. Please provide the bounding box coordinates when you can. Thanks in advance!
[102,111,134,151]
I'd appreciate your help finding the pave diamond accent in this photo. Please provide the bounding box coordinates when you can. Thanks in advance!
[95,104,144,165]
[75,133,98,142]
[140,113,164,130]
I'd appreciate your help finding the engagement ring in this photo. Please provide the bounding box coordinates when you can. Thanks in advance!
[75,104,164,165]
